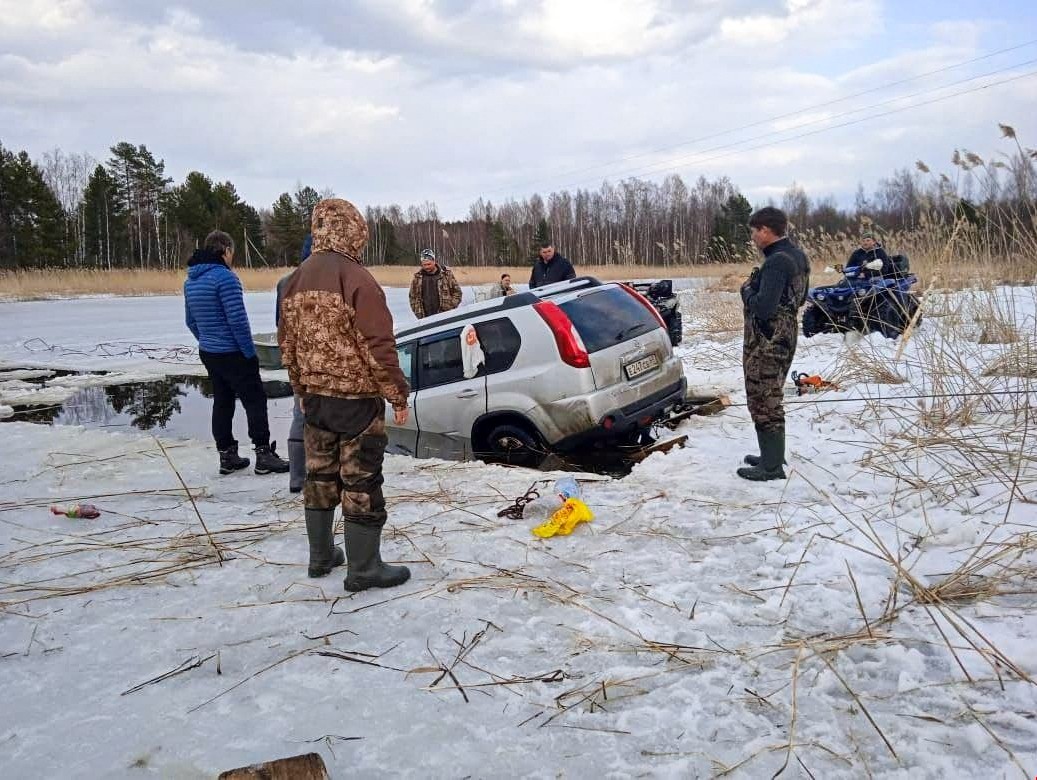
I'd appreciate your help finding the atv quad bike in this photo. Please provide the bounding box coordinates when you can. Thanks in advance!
[627,279,683,347]
[802,254,921,339]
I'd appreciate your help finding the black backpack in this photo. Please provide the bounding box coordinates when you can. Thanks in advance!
[890,254,910,278]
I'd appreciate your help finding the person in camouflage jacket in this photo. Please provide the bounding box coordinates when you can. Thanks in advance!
[278,198,413,592]
[408,248,462,318]
[738,207,810,482]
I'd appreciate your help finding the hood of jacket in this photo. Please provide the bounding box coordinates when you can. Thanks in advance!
[310,198,369,262]
[187,247,229,280]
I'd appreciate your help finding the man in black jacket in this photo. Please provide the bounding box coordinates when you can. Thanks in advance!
[530,242,576,288]
[845,233,890,278]
[739,207,810,481]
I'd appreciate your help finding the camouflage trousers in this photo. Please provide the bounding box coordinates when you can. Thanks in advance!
[743,312,798,433]
[303,395,388,527]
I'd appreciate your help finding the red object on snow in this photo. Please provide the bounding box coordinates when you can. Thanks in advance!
[50,503,101,519]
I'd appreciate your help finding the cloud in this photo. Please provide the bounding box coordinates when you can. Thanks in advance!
[0,0,1034,218]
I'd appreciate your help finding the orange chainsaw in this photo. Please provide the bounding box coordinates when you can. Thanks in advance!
[792,372,840,395]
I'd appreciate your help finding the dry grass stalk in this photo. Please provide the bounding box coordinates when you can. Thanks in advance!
[830,347,907,386]
[687,291,743,335]
[153,435,224,565]
[0,264,736,299]
[982,340,1037,378]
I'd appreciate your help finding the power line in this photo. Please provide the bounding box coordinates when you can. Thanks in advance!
[440,38,1037,213]
[538,62,1037,194]
[481,38,1037,198]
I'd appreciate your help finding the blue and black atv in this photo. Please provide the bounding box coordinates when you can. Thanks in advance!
[802,254,922,339]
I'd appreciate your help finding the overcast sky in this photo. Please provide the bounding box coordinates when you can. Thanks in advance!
[2,0,1035,218]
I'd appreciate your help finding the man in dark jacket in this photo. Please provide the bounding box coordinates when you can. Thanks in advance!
[408,249,462,318]
[185,230,289,476]
[845,233,890,278]
[738,208,810,481]
[530,242,576,288]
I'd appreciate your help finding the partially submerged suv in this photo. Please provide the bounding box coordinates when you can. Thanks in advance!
[386,277,686,466]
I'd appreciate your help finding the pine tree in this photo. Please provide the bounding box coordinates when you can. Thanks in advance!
[0,142,66,269]
[531,217,551,258]
[82,164,126,270]
[168,171,215,248]
[489,220,519,265]
[266,192,307,265]
[708,193,753,262]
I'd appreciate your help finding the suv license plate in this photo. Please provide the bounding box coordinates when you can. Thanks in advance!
[624,354,660,380]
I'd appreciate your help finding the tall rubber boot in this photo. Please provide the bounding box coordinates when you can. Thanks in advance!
[288,438,306,493]
[343,522,411,592]
[743,427,764,467]
[744,426,788,467]
[305,509,345,578]
[737,428,787,481]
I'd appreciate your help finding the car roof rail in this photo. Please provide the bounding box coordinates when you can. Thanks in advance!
[395,290,540,340]
[532,276,603,298]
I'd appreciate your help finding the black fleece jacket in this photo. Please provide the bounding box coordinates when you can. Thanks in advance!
[742,237,810,323]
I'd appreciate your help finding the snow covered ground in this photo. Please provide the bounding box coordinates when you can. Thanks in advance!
[1,285,1036,778]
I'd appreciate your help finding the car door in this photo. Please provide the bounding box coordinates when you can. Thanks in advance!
[385,341,420,456]
[414,327,487,461]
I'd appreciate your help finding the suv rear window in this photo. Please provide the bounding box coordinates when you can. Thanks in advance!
[560,287,660,353]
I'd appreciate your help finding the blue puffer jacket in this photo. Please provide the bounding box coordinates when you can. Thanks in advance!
[184,248,256,358]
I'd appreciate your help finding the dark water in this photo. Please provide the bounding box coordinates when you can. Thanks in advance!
[3,374,297,445]
[3,370,636,475]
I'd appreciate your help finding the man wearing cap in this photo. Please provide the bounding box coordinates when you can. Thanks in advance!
[278,198,412,591]
[845,233,891,278]
[408,248,463,319]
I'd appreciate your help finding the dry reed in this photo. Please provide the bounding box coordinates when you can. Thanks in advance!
[0,264,722,299]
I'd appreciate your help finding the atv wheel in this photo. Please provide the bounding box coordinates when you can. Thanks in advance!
[667,310,683,347]
[802,305,832,338]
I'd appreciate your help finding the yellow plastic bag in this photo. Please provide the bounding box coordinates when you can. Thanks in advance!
[532,498,594,538]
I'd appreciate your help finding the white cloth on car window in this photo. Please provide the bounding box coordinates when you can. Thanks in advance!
[864,258,884,271]
[460,324,485,379]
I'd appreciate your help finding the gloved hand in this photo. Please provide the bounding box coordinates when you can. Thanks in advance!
[864,259,884,271]
[741,267,759,302]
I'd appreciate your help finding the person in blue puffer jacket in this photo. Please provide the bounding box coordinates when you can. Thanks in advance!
[184,230,289,476]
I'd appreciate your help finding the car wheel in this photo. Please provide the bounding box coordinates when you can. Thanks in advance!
[485,423,545,468]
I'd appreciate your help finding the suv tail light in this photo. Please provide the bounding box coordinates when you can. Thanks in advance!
[533,301,591,368]
[619,283,667,330]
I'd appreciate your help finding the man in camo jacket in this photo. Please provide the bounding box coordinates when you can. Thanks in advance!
[278,198,412,591]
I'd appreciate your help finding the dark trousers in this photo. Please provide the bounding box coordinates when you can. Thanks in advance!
[199,350,270,450]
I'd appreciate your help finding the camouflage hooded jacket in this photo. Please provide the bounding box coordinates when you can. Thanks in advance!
[408,266,463,318]
[278,199,410,410]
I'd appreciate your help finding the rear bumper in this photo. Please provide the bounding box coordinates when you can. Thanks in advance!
[552,377,686,451]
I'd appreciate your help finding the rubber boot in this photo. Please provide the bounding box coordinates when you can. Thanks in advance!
[305,509,345,578]
[343,522,411,592]
[743,427,764,467]
[255,442,290,475]
[744,427,788,467]
[288,438,306,493]
[737,428,787,481]
[219,444,250,475]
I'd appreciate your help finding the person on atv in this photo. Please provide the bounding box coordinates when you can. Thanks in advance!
[844,233,891,278]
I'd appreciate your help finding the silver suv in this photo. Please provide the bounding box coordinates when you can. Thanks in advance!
[386,277,687,466]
